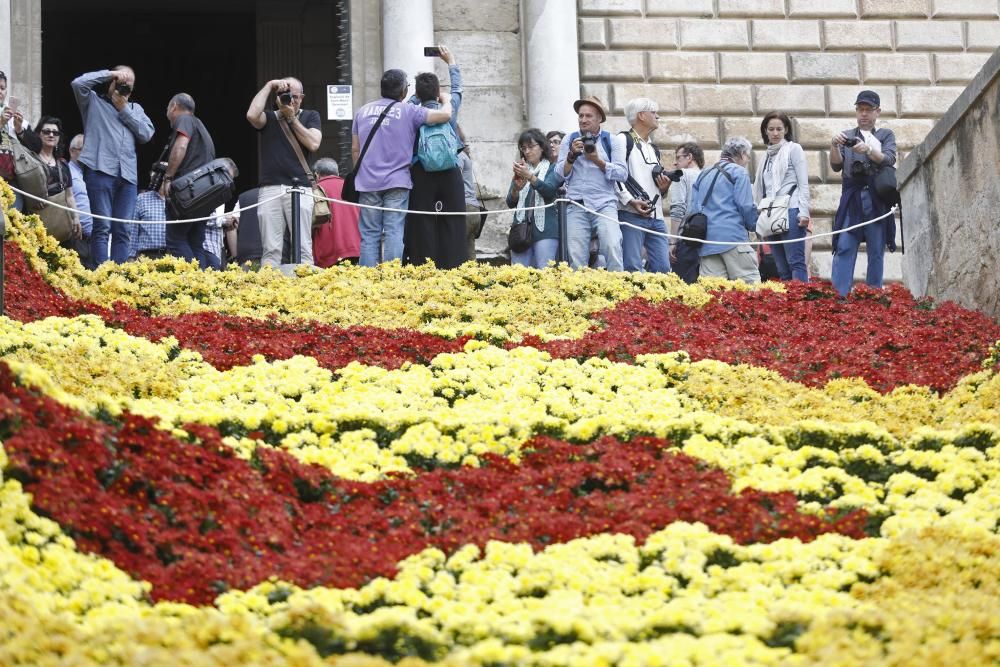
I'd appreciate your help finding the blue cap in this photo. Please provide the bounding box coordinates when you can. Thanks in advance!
[854,90,880,108]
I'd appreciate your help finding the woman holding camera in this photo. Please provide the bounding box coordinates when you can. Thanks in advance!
[829,91,897,297]
[505,128,560,268]
[753,111,811,282]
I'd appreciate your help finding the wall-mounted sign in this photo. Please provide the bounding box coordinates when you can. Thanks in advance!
[326,85,353,120]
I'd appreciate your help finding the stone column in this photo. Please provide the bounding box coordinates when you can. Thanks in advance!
[523,0,580,132]
[0,3,11,82]
[382,0,435,88]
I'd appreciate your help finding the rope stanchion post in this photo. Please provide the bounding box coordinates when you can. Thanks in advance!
[557,199,569,263]
[290,180,302,265]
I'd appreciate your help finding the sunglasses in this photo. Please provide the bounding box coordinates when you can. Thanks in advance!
[40,129,61,136]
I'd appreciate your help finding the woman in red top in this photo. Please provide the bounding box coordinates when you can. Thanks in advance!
[311,157,360,266]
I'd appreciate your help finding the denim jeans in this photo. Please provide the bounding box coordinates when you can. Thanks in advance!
[831,217,886,297]
[566,202,623,271]
[765,207,808,281]
[511,238,559,269]
[359,188,409,267]
[166,221,207,266]
[619,210,670,273]
[84,169,136,266]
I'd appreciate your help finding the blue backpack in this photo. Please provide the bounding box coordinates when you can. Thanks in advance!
[416,123,460,172]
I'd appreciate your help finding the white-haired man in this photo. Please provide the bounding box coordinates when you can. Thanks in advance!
[616,97,672,273]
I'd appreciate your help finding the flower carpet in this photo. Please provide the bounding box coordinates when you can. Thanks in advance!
[1,178,999,666]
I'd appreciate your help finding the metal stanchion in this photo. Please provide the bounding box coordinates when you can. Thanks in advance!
[557,199,568,263]
[290,179,302,265]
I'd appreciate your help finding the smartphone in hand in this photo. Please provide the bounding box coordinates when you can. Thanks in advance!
[8,96,20,111]
[423,46,442,57]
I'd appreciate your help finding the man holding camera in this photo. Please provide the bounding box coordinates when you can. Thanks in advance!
[556,96,627,271]
[247,77,322,268]
[71,66,155,266]
[829,90,897,297]
[160,93,215,266]
[616,97,672,273]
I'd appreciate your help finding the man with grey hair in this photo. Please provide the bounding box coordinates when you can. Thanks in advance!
[687,136,759,284]
[312,156,360,266]
[67,133,93,264]
[247,76,322,267]
[616,97,671,273]
[161,92,216,266]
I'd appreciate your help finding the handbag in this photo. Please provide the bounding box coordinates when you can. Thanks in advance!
[37,163,77,242]
[277,114,331,228]
[11,136,49,211]
[341,102,397,205]
[679,165,729,244]
[508,188,534,253]
[755,185,797,238]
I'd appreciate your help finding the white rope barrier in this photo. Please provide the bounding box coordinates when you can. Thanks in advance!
[7,183,291,224]
[6,180,896,245]
[568,200,899,247]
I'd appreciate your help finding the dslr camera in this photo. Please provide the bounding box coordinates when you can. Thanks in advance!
[851,160,872,180]
[115,83,132,96]
[279,92,294,106]
[149,160,168,191]
[843,136,860,147]
[653,165,683,183]
[581,133,598,153]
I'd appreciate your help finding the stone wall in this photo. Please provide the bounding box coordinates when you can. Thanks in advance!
[899,48,1000,318]
[574,0,1000,276]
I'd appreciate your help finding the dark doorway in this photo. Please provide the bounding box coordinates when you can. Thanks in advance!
[41,0,258,194]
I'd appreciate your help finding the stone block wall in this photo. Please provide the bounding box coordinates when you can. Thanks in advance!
[899,49,1000,318]
[577,0,1000,277]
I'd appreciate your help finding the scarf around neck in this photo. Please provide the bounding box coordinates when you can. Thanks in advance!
[515,158,550,232]
[753,140,790,204]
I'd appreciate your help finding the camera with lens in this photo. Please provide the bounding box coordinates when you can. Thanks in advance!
[843,136,860,147]
[850,160,872,181]
[581,133,598,153]
[149,160,168,191]
[115,83,132,96]
[279,92,294,106]
[653,165,683,183]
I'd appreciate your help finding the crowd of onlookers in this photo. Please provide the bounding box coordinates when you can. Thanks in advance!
[0,53,897,296]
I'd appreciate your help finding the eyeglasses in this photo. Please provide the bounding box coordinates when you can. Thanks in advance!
[70,145,83,151]
[40,129,61,136]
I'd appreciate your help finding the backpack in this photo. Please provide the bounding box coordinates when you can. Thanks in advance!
[416,122,460,172]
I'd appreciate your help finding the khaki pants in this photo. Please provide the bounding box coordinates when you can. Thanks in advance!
[258,184,314,267]
[465,203,481,262]
[699,244,760,284]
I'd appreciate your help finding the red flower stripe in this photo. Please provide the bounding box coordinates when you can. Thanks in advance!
[0,362,867,605]
[1,242,465,370]
[519,282,1000,394]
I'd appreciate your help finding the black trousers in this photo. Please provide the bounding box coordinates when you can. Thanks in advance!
[405,164,466,269]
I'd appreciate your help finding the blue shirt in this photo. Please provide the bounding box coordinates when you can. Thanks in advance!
[68,160,93,236]
[555,130,628,210]
[689,161,757,257]
[71,70,155,185]
[129,190,168,257]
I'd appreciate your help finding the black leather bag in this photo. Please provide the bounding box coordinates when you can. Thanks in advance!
[508,219,532,253]
[874,165,898,205]
[168,158,237,218]
[342,102,397,204]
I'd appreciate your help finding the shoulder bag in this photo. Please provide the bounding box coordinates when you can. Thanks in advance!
[507,188,534,253]
[168,158,238,218]
[11,136,49,211]
[277,113,331,228]
[37,161,77,242]
[341,102,398,205]
[755,185,797,238]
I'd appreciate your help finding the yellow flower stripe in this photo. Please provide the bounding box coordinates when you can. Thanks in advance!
[2,194,778,342]
[2,315,997,534]
[4,446,994,667]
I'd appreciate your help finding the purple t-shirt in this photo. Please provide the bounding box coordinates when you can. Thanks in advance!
[351,98,428,192]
